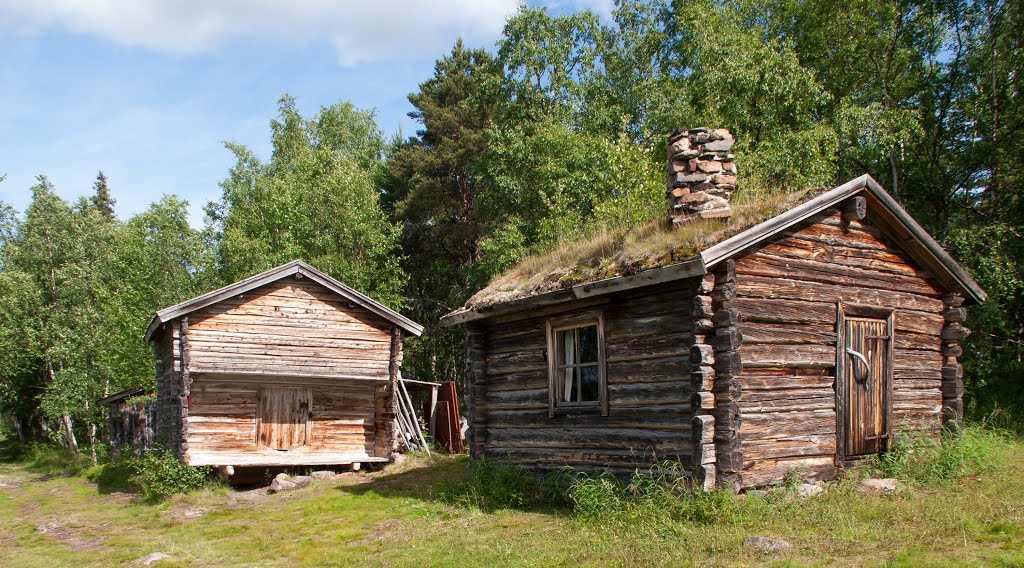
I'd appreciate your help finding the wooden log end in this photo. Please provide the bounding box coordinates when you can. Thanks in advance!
[842,195,867,221]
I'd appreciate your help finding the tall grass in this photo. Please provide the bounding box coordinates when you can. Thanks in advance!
[566,465,735,531]
[866,423,1011,484]
[439,458,565,512]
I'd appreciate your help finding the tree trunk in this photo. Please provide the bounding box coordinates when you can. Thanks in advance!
[12,417,25,442]
[888,151,900,200]
[62,413,78,453]
[89,422,97,465]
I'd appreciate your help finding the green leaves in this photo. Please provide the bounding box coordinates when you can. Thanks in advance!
[210,96,407,309]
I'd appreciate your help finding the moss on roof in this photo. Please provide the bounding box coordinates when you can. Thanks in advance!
[463,189,820,311]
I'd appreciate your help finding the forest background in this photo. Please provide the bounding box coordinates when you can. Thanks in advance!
[0,0,1020,456]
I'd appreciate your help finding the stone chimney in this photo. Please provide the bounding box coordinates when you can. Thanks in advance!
[666,128,737,227]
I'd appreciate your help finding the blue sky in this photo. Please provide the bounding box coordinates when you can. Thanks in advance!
[0,0,610,227]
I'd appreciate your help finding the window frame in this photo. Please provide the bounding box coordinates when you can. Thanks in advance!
[546,311,608,417]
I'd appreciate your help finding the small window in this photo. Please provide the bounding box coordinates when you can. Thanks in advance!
[547,313,607,417]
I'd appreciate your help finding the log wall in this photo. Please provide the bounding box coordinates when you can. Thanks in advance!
[733,209,948,487]
[153,322,185,457]
[186,278,393,380]
[476,282,698,475]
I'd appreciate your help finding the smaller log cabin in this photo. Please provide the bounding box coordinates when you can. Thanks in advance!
[145,260,423,469]
[442,130,985,490]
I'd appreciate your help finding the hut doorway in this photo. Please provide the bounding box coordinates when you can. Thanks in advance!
[256,387,312,451]
[837,305,894,463]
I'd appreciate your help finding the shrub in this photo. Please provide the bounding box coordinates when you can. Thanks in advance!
[127,451,214,503]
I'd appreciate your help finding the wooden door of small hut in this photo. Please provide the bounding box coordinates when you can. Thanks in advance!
[256,387,312,450]
[838,305,894,462]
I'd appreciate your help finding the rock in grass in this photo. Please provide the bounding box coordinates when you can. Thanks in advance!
[744,536,793,553]
[310,470,334,480]
[269,478,297,493]
[796,483,825,498]
[858,478,899,495]
[291,475,312,488]
[137,552,171,565]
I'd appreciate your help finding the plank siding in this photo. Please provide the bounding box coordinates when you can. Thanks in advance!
[187,279,392,380]
[734,210,945,486]
[185,373,380,466]
[478,282,698,474]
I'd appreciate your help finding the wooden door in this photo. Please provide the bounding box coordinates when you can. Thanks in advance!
[838,308,893,461]
[256,387,312,450]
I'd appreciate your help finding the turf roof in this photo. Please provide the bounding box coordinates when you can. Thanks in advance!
[462,189,818,312]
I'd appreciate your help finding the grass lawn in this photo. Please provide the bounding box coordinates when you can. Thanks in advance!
[0,433,1022,567]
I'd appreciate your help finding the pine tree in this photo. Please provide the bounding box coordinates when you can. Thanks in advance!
[90,171,116,220]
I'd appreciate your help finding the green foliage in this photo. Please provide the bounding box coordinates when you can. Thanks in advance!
[566,465,735,527]
[125,451,214,503]
[0,178,209,450]
[440,458,552,512]
[3,441,94,476]
[386,42,501,385]
[866,424,1009,484]
[208,95,406,309]
[89,171,116,220]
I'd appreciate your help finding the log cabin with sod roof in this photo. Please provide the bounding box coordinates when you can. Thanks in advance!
[144,260,423,471]
[441,129,986,491]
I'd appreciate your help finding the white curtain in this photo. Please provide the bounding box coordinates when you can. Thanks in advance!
[563,331,575,402]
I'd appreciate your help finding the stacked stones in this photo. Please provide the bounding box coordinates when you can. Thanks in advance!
[940,294,969,432]
[667,128,737,227]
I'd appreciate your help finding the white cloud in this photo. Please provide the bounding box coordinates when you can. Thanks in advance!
[0,0,520,64]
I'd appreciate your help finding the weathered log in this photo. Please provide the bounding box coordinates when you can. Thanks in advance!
[712,327,743,352]
[941,378,965,398]
[943,307,967,323]
[691,391,716,411]
[736,274,944,313]
[697,273,716,293]
[690,343,715,366]
[714,259,736,284]
[713,308,741,328]
[692,414,715,446]
[941,364,964,381]
[942,293,965,308]
[716,449,744,473]
[690,366,716,392]
[696,464,716,492]
[713,351,742,378]
[937,325,970,341]
[692,295,714,318]
[842,196,867,221]
[694,318,715,333]
[942,344,963,358]
[736,253,942,297]
[710,281,736,303]
[712,379,741,402]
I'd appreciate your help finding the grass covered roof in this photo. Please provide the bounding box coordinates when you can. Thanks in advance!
[462,189,818,312]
